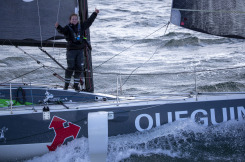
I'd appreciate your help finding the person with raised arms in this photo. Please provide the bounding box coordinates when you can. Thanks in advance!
[55,8,99,91]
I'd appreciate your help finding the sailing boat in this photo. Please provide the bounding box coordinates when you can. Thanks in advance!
[0,0,245,161]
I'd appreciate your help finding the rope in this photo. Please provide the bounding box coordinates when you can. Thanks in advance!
[13,45,65,82]
[41,63,245,77]
[15,46,41,65]
[39,47,66,71]
[52,0,61,48]
[4,40,245,85]
[93,22,171,70]
[121,22,171,87]
[0,67,43,85]
[36,0,43,47]
[52,0,62,79]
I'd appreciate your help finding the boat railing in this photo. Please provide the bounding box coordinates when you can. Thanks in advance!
[1,62,245,113]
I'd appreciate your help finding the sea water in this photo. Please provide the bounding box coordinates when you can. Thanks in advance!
[1,0,245,161]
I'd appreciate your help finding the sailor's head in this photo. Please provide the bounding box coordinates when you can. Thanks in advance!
[69,14,79,25]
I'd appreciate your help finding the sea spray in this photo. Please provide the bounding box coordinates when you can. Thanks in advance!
[27,119,245,162]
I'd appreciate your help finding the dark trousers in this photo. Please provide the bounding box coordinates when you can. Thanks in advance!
[65,49,84,84]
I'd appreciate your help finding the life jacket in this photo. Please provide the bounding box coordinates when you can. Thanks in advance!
[67,24,92,50]
[68,24,81,43]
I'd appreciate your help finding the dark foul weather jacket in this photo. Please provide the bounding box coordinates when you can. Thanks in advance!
[56,12,97,50]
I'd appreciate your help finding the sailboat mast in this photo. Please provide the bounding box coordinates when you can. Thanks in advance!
[78,0,94,92]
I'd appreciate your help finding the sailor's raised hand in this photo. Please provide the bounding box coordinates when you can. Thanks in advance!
[55,22,59,28]
[95,8,99,14]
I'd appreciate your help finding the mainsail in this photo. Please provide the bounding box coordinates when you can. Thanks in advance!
[170,0,245,39]
[0,0,77,47]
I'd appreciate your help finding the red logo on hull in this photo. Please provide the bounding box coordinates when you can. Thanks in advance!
[47,116,81,151]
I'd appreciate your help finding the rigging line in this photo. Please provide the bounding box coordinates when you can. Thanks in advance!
[15,45,245,78]
[164,21,170,35]
[121,46,159,87]
[38,64,87,76]
[36,0,43,47]
[93,63,245,76]
[121,21,170,88]
[14,45,41,65]
[172,8,245,14]
[0,67,43,85]
[39,47,66,71]
[14,45,50,71]
[13,45,65,82]
[93,22,170,71]
[53,0,61,48]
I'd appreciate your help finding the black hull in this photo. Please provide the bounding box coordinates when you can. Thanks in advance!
[0,96,245,160]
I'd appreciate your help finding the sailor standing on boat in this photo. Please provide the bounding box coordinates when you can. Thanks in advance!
[55,8,99,91]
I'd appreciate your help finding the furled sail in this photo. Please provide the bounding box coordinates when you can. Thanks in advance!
[170,0,245,39]
[0,0,77,47]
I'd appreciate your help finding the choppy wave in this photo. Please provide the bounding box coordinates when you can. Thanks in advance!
[109,120,245,161]
[164,36,201,48]
[0,57,29,66]
[162,32,232,48]
[27,119,245,162]
[198,81,245,92]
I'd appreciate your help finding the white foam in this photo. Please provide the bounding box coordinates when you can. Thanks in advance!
[26,119,245,162]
